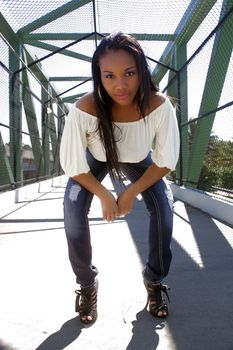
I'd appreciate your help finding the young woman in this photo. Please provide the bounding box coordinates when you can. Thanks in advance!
[60,32,180,324]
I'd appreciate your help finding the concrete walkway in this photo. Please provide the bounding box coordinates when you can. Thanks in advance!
[0,176,233,350]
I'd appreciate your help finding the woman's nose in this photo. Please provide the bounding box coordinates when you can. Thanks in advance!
[115,78,127,90]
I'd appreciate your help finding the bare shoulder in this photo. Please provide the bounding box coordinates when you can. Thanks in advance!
[75,92,97,116]
[149,92,166,112]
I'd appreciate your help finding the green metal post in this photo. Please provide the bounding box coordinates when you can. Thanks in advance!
[176,44,189,183]
[57,102,66,175]
[0,132,14,188]
[49,102,60,175]
[41,82,51,176]
[21,54,45,178]
[9,45,23,187]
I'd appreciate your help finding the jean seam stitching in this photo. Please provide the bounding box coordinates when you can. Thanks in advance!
[121,164,165,279]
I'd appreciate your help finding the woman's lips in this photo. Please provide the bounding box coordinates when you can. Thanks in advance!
[114,93,130,100]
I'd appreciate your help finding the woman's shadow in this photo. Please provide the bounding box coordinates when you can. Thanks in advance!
[35,316,84,350]
[126,306,164,350]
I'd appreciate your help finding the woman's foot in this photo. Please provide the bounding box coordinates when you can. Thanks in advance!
[75,280,98,324]
[144,280,170,318]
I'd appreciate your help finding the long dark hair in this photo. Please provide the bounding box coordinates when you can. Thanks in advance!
[91,32,158,180]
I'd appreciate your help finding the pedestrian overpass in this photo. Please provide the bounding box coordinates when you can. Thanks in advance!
[0,1,233,349]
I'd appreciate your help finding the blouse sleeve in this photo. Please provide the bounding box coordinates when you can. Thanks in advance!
[59,105,90,177]
[151,98,180,171]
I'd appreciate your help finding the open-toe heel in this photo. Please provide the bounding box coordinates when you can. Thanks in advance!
[144,280,170,318]
[75,280,98,325]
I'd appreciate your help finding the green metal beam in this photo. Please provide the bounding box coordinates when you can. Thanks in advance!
[23,32,176,41]
[166,52,181,182]
[57,103,66,175]
[9,45,23,186]
[42,85,66,176]
[49,76,91,81]
[17,0,92,36]
[22,54,45,177]
[176,44,189,183]
[41,82,51,176]
[0,11,23,186]
[130,33,176,41]
[24,33,94,41]
[48,104,60,174]
[186,0,233,187]
[152,0,217,82]
[166,51,178,97]
[0,11,68,113]
[165,44,189,184]
[26,41,92,62]
[0,13,19,43]
[0,17,67,115]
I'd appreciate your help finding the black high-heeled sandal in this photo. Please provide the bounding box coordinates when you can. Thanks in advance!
[144,280,170,318]
[75,280,98,325]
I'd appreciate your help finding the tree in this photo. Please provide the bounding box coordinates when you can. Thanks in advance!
[198,135,233,193]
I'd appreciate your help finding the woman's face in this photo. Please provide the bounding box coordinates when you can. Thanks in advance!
[99,49,140,107]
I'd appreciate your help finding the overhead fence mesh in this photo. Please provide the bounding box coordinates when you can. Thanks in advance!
[0,0,232,202]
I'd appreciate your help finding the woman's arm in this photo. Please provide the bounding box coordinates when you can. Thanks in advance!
[62,94,118,222]
[72,172,119,222]
[127,162,169,196]
[117,163,169,216]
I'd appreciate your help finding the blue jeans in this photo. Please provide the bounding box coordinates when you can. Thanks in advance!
[64,151,174,287]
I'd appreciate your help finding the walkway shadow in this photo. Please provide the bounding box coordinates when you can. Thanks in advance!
[35,316,83,350]
[126,306,163,350]
[123,195,233,350]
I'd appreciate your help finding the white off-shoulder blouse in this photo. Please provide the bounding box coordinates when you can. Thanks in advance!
[60,97,180,177]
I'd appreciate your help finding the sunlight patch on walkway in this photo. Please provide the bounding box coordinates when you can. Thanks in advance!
[156,323,177,350]
[213,219,233,249]
[173,202,204,269]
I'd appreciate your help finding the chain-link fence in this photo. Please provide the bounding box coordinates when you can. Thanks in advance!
[0,33,67,191]
[163,2,233,203]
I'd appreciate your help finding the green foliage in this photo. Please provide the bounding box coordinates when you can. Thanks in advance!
[198,135,233,191]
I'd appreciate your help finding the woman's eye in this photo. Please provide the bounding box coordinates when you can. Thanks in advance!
[126,71,136,77]
[104,74,113,79]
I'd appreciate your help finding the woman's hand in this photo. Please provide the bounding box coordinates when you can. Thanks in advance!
[72,172,119,222]
[100,191,119,222]
[117,189,135,216]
